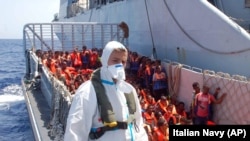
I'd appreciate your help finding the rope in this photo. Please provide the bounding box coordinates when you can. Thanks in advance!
[47,71,72,141]
[144,0,157,59]
[162,0,250,54]
[167,63,182,99]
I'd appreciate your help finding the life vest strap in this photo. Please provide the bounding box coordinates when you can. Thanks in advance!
[89,121,128,139]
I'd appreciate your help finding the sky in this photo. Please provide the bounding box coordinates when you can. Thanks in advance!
[0,0,60,39]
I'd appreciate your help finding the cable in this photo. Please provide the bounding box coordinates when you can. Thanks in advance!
[144,0,157,59]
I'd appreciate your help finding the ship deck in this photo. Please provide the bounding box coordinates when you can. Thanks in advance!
[22,78,53,141]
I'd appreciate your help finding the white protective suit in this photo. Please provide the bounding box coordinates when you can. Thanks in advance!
[64,41,148,141]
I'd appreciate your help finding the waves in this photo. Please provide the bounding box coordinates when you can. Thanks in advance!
[0,85,33,141]
[0,103,9,111]
[0,39,34,141]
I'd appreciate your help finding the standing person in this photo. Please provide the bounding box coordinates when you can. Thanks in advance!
[70,46,82,70]
[119,21,129,45]
[208,87,221,121]
[194,85,226,125]
[152,65,168,101]
[64,41,148,141]
[189,82,200,123]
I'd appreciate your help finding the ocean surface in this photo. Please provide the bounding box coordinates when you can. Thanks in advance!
[0,39,34,141]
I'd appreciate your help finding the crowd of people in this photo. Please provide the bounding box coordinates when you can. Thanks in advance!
[36,46,102,94]
[35,43,226,141]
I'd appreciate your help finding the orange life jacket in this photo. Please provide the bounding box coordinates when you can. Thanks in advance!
[46,59,57,74]
[207,120,216,125]
[177,110,187,118]
[89,52,98,67]
[153,127,167,141]
[71,52,82,67]
[163,112,177,125]
[143,112,157,125]
[147,98,156,105]
[140,89,148,100]
[156,101,168,114]
[61,67,73,85]
[81,69,93,75]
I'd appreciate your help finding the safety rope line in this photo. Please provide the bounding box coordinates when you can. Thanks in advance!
[51,76,64,141]
[162,0,250,54]
[144,0,157,59]
[46,68,72,141]
[167,63,182,99]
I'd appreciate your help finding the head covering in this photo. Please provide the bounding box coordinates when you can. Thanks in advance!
[101,41,127,67]
[100,41,130,92]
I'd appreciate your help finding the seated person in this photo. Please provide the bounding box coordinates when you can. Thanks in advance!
[176,101,187,119]
[152,117,169,141]
[163,104,178,125]
[155,96,169,114]
[146,94,156,106]
[142,105,157,127]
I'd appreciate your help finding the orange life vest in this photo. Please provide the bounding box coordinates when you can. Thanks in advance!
[207,120,216,125]
[164,112,177,125]
[46,59,57,74]
[153,127,167,141]
[143,112,157,125]
[71,52,82,67]
[140,89,148,100]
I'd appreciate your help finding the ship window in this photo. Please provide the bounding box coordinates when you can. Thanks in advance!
[245,0,250,8]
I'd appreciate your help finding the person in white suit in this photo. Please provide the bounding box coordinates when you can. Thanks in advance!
[64,41,148,141]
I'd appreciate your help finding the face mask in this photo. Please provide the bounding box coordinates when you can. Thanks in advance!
[107,63,126,80]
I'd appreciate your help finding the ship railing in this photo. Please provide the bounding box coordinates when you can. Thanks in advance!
[23,22,126,140]
[25,49,71,140]
[23,22,125,53]
[162,59,250,124]
[163,58,250,82]
[23,22,124,76]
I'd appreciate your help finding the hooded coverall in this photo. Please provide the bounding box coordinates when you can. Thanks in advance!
[64,41,148,141]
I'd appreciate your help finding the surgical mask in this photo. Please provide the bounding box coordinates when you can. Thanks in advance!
[107,63,126,80]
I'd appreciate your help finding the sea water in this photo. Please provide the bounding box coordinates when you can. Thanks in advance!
[0,39,34,141]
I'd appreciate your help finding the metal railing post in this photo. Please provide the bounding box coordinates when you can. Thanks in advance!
[101,24,104,48]
[51,24,54,51]
[91,24,95,48]
[82,24,84,46]
[40,24,43,51]
[61,24,65,51]
[32,24,36,50]
[72,24,75,48]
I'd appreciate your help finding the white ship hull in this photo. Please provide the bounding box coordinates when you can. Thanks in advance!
[57,0,250,78]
